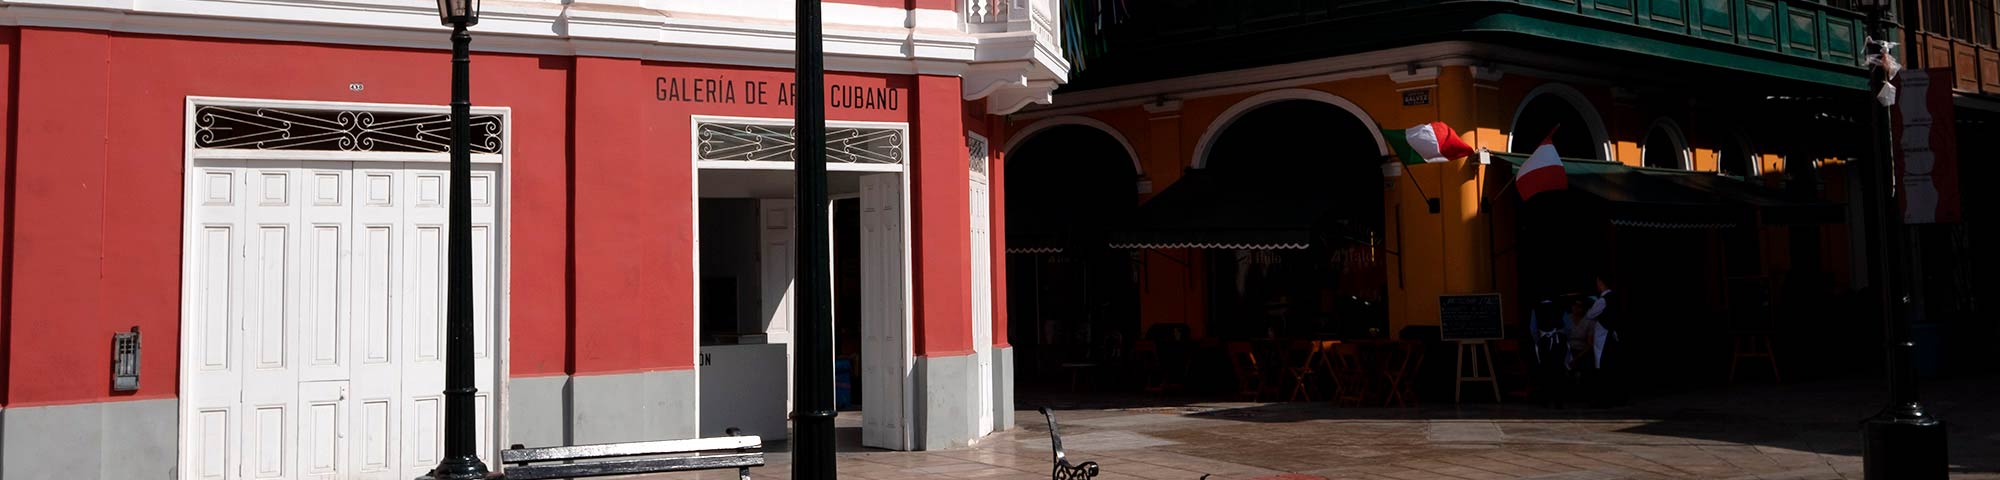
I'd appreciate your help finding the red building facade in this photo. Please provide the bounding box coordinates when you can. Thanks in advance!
[0,0,1062,476]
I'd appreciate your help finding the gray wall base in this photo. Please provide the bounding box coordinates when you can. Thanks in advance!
[569,370,699,444]
[995,346,1015,432]
[0,399,176,480]
[507,374,572,448]
[914,353,979,450]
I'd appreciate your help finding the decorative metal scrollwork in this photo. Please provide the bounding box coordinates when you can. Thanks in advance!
[968,134,990,176]
[697,122,903,164]
[1040,407,1101,480]
[194,105,503,154]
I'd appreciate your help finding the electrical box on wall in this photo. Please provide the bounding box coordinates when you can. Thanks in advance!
[113,327,141,392]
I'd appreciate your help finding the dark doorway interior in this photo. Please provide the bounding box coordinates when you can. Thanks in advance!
[833,197,862,410]
[1004,125,1140,389]
[1200,99,1388,340]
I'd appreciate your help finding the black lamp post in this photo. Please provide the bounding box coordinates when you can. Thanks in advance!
[791,0,837,478]
[422,0,492,477]
[1857,2,1948,477]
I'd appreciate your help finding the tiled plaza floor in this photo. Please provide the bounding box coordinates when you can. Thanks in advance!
[633,373,1996,479]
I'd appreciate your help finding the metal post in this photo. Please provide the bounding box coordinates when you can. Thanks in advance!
[424,21,493,480]
[792,0,837,478]
[1859,5,1947,477]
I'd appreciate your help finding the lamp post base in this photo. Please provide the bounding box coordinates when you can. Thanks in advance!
[1862,408,1947,479]
[420,455,496,480]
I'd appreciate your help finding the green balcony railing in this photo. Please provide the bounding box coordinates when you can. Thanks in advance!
[1076,0,1869,78]
[1515,0,1867,67]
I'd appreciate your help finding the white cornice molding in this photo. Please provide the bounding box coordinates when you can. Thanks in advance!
[0,0,1002,76]
[963,62,1030,100]
[0,0,1068,113]
[986,79,1056,115]
[1389,65,1441,83]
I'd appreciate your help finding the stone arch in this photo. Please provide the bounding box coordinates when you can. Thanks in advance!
[1002,115,1143,176]
[1508,83,1614,162]
[1191,88,1388,169]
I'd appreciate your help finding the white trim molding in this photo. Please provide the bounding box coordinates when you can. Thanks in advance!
[0,0,1063,80]
[1000,115,1143,176]
[1191,89,1389,170]
[1508,82,1615,162]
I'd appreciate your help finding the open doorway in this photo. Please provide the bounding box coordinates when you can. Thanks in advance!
[693,165,914,450]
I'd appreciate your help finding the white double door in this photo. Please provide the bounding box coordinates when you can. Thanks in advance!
[857,173,914,451]
[185,159,500,480]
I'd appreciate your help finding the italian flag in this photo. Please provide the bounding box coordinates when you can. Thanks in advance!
[1384,121,1476,165]
[1516,130,1568,201]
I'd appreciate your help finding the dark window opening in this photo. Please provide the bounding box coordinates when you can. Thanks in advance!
[1511,94,1604,161]
[1644,124,1686,170]
[1720,139,1756,177]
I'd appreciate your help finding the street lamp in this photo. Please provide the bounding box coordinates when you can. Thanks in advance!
[1855,1,1948,477]
[791,0,837,478]
[422,0,490,477]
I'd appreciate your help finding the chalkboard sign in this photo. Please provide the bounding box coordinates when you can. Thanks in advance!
[1439,294,1504,341]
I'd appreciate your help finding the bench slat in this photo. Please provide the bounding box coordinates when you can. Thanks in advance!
[501,453,765,480]
[501,436,762,463]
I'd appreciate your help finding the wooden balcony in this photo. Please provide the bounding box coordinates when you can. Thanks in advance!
[1893,0,2000,95]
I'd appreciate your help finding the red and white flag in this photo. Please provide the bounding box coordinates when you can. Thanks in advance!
[1516,128,1567,201]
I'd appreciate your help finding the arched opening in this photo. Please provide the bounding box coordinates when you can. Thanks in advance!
[1510,86,1608,160]
[1002,124,1140,390]
[1643,120,1690,170]
[1199,99,1388,340]
[1718,136,1756,178]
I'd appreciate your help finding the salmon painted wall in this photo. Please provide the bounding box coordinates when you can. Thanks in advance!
[912,75,972,357]
[0,26,958,407]
[966,101,1008,348]
[1,28,570,406]
[1014,66,1865,341]
[1021,72,1485,339]
[0,26,16,403]
[632,60,915,364]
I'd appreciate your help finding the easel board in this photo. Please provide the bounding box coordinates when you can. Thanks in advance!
[1439,293,1504,341]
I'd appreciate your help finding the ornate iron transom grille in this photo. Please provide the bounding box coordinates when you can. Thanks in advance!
[194,105,504,154]
[967,134,989,176]
[697,122,904,164]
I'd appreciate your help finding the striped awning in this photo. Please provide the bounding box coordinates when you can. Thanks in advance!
[1105,170,1329,250]
[1493,154,1748,229]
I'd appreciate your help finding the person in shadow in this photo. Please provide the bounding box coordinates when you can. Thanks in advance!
[1578,277,1627,407]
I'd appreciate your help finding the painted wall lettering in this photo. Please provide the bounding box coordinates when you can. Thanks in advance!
[656,76,900,111]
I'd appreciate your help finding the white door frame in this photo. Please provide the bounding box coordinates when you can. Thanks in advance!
[177,96,513,477]
[687,115,914,448]
[966,131,994,437]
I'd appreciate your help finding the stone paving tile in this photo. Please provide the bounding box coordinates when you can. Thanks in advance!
[631,374,2000,479]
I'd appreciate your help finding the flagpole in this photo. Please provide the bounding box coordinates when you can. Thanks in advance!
[1393,156,1439,214]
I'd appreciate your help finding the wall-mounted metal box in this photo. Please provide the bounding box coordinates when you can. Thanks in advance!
[113,327,141,392]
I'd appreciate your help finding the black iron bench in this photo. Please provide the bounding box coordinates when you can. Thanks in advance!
[1038,407,1100,480]
[501,429,764,479]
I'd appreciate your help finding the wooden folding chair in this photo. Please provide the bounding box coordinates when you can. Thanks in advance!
[1328,342,1370,406]
[1381,340,1426,407]
[1282,340,1320,402]
[1225,341,1269,402]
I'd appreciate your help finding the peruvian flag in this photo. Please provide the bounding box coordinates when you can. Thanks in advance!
[1384,121,1477,165]
[1516,129,1567,201]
